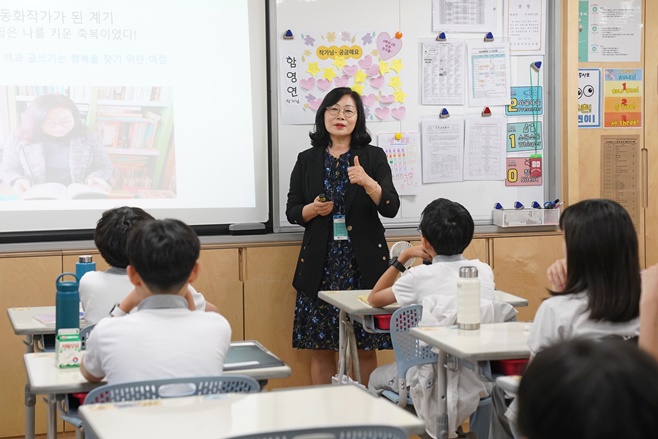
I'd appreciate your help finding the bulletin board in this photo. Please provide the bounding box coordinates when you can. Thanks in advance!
[269,0,562,231]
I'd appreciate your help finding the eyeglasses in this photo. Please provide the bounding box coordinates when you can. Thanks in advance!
[326,105,356,118]
[416,227,422,236]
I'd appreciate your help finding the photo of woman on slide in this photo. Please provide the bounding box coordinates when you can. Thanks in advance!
[0,93,113,195]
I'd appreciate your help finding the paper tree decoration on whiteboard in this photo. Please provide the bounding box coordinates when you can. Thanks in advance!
[279,30,406,125]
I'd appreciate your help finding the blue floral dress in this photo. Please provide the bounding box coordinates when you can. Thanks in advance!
[292,149,392,351]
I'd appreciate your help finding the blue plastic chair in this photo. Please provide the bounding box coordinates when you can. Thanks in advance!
[380,305,492,439]
[229,425,409,439]
[76,375,260,439]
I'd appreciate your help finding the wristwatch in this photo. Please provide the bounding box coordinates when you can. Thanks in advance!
[109,302,127,317]
[389,256,406,273]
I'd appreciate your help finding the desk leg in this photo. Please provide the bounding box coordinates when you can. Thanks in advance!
[25,383,36,439]
[25,335,36,439]
[436,350,449,439]
[336,310,348,383]
[47,394,58,439]
[345,319,361,383]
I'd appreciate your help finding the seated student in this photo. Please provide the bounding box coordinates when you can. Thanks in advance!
[492,199,641,439]
[367,198,515,439]
[80,206,217,324]
[517,338,658,439]
[81,219,232,384]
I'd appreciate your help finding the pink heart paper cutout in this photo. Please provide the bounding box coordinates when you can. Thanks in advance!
[333,75,349,87]
[309,98,323,111]
[377,32,402,61]
[343,65,359,76]
[391,106,406,120]
[300,77,315,90]
[380,94,395,104]
[366,64,380,77]
[374,107,390,120]
[369,75,385,89]
[316,78,332,91]
[358,55,373,70]
[361,93,377,107]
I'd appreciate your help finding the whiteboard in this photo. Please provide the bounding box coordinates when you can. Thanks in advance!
[269,0,562,231]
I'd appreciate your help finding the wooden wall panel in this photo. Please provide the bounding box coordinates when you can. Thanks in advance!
[0,255,62,437]
[645,0,658,266]
[491,235,564,322]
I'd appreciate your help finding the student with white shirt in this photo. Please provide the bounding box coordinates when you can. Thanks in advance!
[80,206,216,324]
[493,198,641,439]
[81,218,231,385]
[367,198,514,439]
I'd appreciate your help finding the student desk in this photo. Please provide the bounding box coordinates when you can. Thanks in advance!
[79,384,426,439]
[409,322,531,439]
[317,289,529,384]
[7,306,90,439]
[24,345,290,439]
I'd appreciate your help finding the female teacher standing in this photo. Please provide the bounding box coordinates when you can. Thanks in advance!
[286,87,400,385]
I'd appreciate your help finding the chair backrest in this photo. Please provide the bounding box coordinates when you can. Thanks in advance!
[84,375,260,405]
[229,425,409,439]
[390,305,438,379]
[80,323,96,350]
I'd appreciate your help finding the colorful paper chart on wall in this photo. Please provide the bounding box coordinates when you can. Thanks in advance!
[377,132,421,196]
[278,30,407,125]
[603,68,642,128]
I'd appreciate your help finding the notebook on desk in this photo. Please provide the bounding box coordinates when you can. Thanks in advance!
[224,341,285,371]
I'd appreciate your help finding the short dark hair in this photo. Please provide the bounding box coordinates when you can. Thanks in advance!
[126,219,200,294]
[20,94,87,142]
[518,338,658,439]
[94,206,154,268]
[418,198,474,256]
[309,87,371,148]
[556,198,640,322]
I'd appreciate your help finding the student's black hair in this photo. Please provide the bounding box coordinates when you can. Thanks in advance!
[309,87,371,148]
[555,198,640,322]
[418,198,474,256]
[20,94,87,142]
[94,206,154,268]
[126,218,200,294]
[518,338,658,439]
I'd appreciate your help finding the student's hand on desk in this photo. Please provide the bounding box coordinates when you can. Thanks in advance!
[12,178,31,194]
[311,196,334,217]
[547,258,567,292]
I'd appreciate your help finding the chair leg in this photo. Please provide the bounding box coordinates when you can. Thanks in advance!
[75,428,85,439]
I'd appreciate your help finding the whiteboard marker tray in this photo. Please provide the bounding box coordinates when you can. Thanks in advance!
[493,208,560,228]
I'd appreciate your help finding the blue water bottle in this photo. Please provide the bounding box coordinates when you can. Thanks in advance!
[55,273,80,336]
[76,255,96,280]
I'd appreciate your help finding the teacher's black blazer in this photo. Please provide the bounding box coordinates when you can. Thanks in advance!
[286,144,400,299]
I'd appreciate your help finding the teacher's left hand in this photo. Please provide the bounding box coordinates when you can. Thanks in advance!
[348,156,374,187]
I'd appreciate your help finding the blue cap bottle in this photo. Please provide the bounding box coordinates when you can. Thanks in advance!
[55,273,80,335]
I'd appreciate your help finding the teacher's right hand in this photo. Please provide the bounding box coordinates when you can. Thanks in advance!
[312,196,334,217]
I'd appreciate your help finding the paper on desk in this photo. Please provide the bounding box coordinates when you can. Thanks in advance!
[33,312,85,327]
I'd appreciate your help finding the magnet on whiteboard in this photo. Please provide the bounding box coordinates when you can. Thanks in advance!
[394,132,402,140]
[440,108,450,119]
[283,29,294,40]
[395,31,403,39]
[481,107,492,117]
[531,61,542,72]
[484,32,495,42]
[436,32,447,42]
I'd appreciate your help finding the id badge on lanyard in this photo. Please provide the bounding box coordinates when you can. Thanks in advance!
[333,215,348,240]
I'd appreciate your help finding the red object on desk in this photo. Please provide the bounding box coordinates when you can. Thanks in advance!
[374,314,391,330]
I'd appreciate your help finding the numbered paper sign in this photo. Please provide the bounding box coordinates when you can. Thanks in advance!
[603,68,642,128]
[506,156,542,187]
[578,68,601,128]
